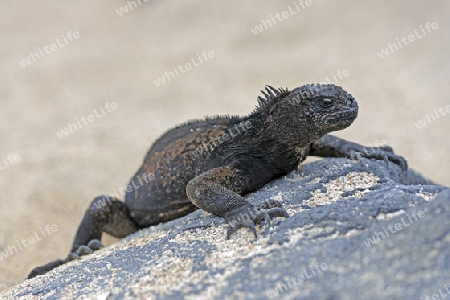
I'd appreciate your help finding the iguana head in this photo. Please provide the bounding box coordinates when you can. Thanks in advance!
[255,84,358,137]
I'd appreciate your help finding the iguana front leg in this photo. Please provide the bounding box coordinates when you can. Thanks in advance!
[310,135,408,171]
[186,166,289,239]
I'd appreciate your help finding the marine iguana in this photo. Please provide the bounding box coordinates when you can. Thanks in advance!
[28,84,407,278]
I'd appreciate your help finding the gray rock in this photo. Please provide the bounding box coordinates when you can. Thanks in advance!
[2,157,449,300]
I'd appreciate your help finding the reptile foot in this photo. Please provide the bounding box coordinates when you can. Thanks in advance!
[347,145,408,173]
[28,239,105,278]
[367,150,407,173]
[225,200,289,239]
[68,239,104,261]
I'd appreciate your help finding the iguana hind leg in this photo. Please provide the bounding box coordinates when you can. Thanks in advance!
[70,195,139,253]
[28,196,140,278]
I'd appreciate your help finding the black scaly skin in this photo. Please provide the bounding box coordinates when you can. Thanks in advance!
[28,84,407,278]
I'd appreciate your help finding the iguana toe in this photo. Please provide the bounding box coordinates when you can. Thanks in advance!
[67,253,81,261]
[76,245,94,256]
[87,239,104,251]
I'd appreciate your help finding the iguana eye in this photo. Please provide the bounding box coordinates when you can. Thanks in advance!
[320,98,333,108]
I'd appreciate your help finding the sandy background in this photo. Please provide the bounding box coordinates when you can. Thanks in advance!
[0,0,448,290]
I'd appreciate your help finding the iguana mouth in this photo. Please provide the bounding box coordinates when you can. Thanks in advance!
[330,109,358,121]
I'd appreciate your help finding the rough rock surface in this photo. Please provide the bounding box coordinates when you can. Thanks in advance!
[1,157,449,300]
